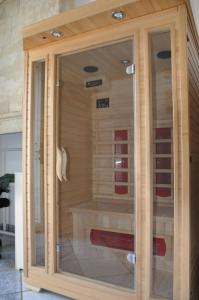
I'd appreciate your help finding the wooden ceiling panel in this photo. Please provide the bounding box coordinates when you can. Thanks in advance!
[125,1,154,18]
[23,0,185,50]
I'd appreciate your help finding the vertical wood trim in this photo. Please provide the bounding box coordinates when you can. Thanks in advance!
[44,55,49,273]
[142,27,153,300]
[55,56,60,273]
[134,29,142,299]
[28,59,35,267]
[48,53,57,274]
[187,13,199,298]
[170,23,180,300]
[178,5,190,300]
[23,51,29,277]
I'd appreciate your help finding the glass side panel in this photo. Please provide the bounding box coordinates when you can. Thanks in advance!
[150,31,174,299]
[57,40,135,289]
[32,61,45,266]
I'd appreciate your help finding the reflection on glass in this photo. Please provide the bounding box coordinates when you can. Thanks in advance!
[150,31,174,299]
[32,61,45,266]
[57,40,135,289]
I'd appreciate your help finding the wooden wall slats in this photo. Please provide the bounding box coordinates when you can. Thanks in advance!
[59,76,92,239]
[92,77,133,202]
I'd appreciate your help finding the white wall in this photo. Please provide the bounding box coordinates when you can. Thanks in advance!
[190,0,199,36]
[0,0,60,134]
[0,132,22,175]
[0,132,22,232]
[0,0,95,134]
[60,0,95,10]
[15,172,23,269]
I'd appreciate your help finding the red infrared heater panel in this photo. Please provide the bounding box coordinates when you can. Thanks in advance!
[90,229,166,256]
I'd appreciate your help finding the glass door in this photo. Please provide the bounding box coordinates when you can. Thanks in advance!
[56,40,136,289]
[149,30,174,299]
[31,60,46,267]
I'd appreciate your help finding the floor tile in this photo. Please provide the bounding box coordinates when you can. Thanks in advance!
[0,234,72,300]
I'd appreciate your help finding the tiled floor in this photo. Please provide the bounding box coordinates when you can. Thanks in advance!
[0,234,172,299]
[0,234,72,300]
[59,238,135,290]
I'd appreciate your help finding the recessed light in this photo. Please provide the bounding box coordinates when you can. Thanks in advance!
[120,59,130,65]
[112,10,126,20]
[157,50,171,59]
[50,30,63,38]
[83,66,98,73]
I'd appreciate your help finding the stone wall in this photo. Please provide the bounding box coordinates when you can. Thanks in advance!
[190,0,199,35]
[0,0,198,134]
[0,0,94,134]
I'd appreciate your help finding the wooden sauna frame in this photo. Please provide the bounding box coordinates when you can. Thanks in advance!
[22,1,199,299]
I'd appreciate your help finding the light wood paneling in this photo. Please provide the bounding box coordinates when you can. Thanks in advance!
[22,0,185,50]
[58,69,92,239]
[92,76,134,202]
[176,6,190,300]
[23,52,29,277]
[188,16,199,300]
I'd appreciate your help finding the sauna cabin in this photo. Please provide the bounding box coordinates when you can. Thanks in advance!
[22,1,199,300]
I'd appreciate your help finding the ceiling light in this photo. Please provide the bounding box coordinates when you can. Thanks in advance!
[157,50,171,59]
[120,59,130,65]
[50,30,63,38]
[112,10,126,20]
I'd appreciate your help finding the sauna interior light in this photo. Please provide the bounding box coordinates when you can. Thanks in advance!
[120,59,130,65]
[112,10,126,20]
[50,30,62,38]
[83,66,98,73]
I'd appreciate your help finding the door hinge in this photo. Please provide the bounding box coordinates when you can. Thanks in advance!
[56,244,61,253]
[56,80,64,87]
[126,64,135,75]
[127,252,136,264]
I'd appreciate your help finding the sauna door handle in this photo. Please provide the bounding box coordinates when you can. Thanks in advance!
[56,147,63,181]
[61,147,68,182]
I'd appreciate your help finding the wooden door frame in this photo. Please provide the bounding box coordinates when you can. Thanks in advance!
[25,53,49,273]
